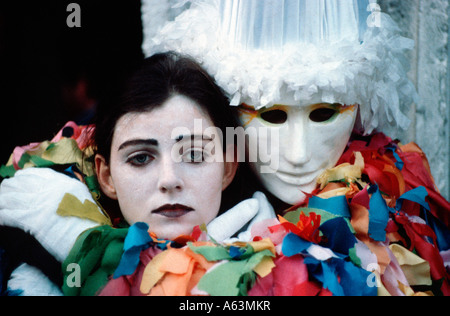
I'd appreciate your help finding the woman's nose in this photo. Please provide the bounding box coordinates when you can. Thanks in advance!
[283,118,312,166]
[157,156,184,194]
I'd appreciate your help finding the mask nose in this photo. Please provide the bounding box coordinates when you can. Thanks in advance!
[157,155,184,194]
[283,115,312,166]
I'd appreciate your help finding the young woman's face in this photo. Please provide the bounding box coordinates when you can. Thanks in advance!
[97,95,236,239]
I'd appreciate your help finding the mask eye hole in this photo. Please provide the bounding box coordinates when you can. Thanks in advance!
[309,108,338,123]
[260,109,288,125]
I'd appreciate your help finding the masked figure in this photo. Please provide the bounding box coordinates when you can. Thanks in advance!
[143,0,449,295]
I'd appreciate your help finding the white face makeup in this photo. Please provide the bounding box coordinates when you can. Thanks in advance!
[98,95,233,240]
[239,97,358,205]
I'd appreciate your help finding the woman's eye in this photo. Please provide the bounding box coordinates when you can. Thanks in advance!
[309,108,338,123]
[183,149,205,163]
[259,109,288,124]
[128,154,152,166]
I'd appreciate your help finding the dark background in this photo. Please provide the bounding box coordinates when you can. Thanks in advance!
[0,0,144,164]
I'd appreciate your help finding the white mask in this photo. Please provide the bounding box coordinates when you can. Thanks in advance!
[239,95,358,205]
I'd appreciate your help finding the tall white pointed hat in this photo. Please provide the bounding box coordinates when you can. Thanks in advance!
[142,0,417,134]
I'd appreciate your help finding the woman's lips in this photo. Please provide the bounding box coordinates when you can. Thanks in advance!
[152,204,194,218]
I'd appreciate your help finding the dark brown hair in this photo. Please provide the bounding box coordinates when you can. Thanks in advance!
[94,51,237,163]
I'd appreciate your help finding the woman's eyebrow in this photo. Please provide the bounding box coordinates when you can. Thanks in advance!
[175,134,214,142]
[118,139,158,151]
